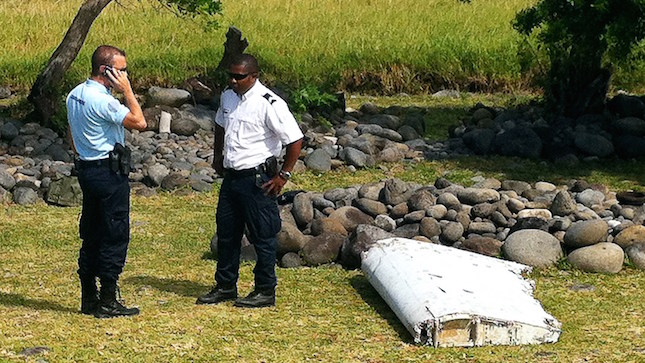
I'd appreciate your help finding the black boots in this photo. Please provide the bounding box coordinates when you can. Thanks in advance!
[196,285,237,305]
[80,276,100,315]
[94,279,139,318]
[233,289,275,308]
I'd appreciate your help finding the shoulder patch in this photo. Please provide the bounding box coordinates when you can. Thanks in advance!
[263,93,276,105]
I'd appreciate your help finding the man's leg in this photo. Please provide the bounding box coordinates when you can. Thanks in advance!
[77,169,101,315]
[234,173,281,308]
[197,177,244,304]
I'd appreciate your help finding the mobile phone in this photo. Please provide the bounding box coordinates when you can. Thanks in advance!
[103,65,114,77]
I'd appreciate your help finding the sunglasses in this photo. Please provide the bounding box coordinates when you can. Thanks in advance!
[227,72,253,80]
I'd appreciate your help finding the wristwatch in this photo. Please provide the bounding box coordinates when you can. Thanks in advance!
[278,170,292,180]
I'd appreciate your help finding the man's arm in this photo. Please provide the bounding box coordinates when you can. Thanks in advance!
[67,125,77,154]
[261,138,303,196]
[212,124,225,175]
[107,69,146,131]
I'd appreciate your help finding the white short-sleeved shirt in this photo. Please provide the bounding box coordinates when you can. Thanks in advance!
[66,79,130,161]
[215,80,304,170]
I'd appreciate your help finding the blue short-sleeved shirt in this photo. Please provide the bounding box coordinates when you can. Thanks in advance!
[66,79,130,161]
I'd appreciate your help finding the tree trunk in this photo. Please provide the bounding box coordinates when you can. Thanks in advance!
[28,0,113,127]
[216,26,249,71]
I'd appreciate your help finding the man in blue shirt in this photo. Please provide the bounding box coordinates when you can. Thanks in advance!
[67,45,146,318]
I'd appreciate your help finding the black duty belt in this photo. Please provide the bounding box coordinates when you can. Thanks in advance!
[224,164,266,178]
[75,158,110,169]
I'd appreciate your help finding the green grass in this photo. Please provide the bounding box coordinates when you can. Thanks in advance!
[1,159,645,362]
[1,0,644,95]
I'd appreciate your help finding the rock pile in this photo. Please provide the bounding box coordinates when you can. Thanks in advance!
[263,177,645,272]
[453,93,645,162]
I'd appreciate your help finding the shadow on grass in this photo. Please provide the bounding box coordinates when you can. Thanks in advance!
[349,274,412,343]
[0,292,77,313]
[123,275,210,298]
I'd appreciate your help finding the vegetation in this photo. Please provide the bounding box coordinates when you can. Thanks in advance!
[513,0,645,116]
[2,154,645,362]
[2,0,644,96]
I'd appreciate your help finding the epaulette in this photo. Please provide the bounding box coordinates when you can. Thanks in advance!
[263,93,277,105]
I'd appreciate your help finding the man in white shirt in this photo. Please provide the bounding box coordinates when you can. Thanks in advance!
[197,54,303,308]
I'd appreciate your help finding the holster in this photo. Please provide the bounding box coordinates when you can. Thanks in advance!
[263,156,278,177]
[108,143,132,175]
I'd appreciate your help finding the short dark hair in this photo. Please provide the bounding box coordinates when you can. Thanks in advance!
[91,45,126,76]
[230,54,259,73]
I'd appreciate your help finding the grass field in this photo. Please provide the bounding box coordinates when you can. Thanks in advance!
[1,157,645,362]
[1,0,644,95]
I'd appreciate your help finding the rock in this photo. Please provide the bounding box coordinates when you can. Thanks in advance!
[440,221,464,243]
[407,187,436,211]
[358,182,384,201]
[178,104,216,131]
[382,178,418,205]
[503,229,564,268]
[517,209,552,220]
[310,217,348,237]
[45,177,82,207]
[550,191,577,216]
[625,243,645,270]
[574,132,614,157]
[374,214,396,232]
[419,217,441,238]
[0,122,19,141]
[576,189,605,207]
[564,220,609,248]
[468,221,496,234]
[368,114,401,129]
[340,147,372,168]
[280,252,302,268]
[492,127,542,158]
[304,148,332,172]
[353,198,388,217]
[462,129,495,155]
[613,225,645,249]
[277,222,309,255]
[160,172,190,190]
[340,224,394,269]
[612,117,645,136]
[171,116,200,136]
[457,188,500,205]
[393,223,420,238]
[607,94,645,117]
[436,192,461,210]
[147,164,170,187]
[614,135,645,158]
[328,206,374,233]
[13,187,38,205]
[292,193,315,228]
[301,232,345,266]
[501,180,531,195]
[567,243,624,273]
[0,169,16,190]
[359,102,380,115]
[461,236,503,257]
[147,86,191,107]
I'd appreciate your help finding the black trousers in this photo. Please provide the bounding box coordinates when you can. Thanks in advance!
[215,172,282,291]
[76,164,130,283]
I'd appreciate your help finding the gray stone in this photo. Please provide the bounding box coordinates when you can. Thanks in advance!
[45,144,71,162]
[160,172,190,190]
[310,217,348,237]
[503,229,564,268]
[420,217,441,238]
[397,125,420,141]
[340,224,393,269]
[403,210,426,223]
[147,86,191,107]
[328,206,374,233]
[407,187,436,211]
[517,209,552,220]
[461,236,503,257]
[567,243,624,273]
[0,122,19,141]
[277,222,309,255]
[625,243,645,270]
[574,132,614,157]
[374,214,396,232]
[301,232,345,266]
[468,221,497,234]
[304,148,332,172]
[436,192,461,210]
[564,220,609,248]
[426,204,448,219]
[382,178,418,206]
[13,187,38,205]
[171,117,200,136]
[471,203,496,218]
[178,104,216,131]
[576,189,605,207]
[190,180,212,192]
[353,198,387,217]
[292,193,315,228]
[441,221,464,243]
[612,117,645,136]
[472,177,501,190]
[613,225,645,249]
[457,188,500,205]
[550,191,577,216]
[358,182,384,201]
[462,129,495,155]
[147,164,169,187]
[340,147,371,168]
[378,146,406,162]
[492,127,542,158]
[45,177,82,207]
[368,114,401,130]
[280,252,302,268]
[393,223,420,238]
[0,170,16,190]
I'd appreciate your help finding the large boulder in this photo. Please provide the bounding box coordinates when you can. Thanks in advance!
[567,243,624,273]
[503,229,564,268]
[461,236,503,257]
[340,224,394,269]
[301,232,345,266]
[45,177,82,207]
[492,127,542,158]
[626,243,645,270]
[613,225,645,249]
[564,220,608,248]
[328,206,374,233]
[277,222,309,255]
[147,86,191,107]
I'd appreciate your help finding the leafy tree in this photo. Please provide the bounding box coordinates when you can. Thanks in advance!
[28,0,221,128]
[513,0,645,117]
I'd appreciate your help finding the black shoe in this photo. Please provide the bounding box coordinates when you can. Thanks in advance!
[196,285,237,305]
[233,289,275,308]
[94,300,140,318]
[81,296,100,315]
